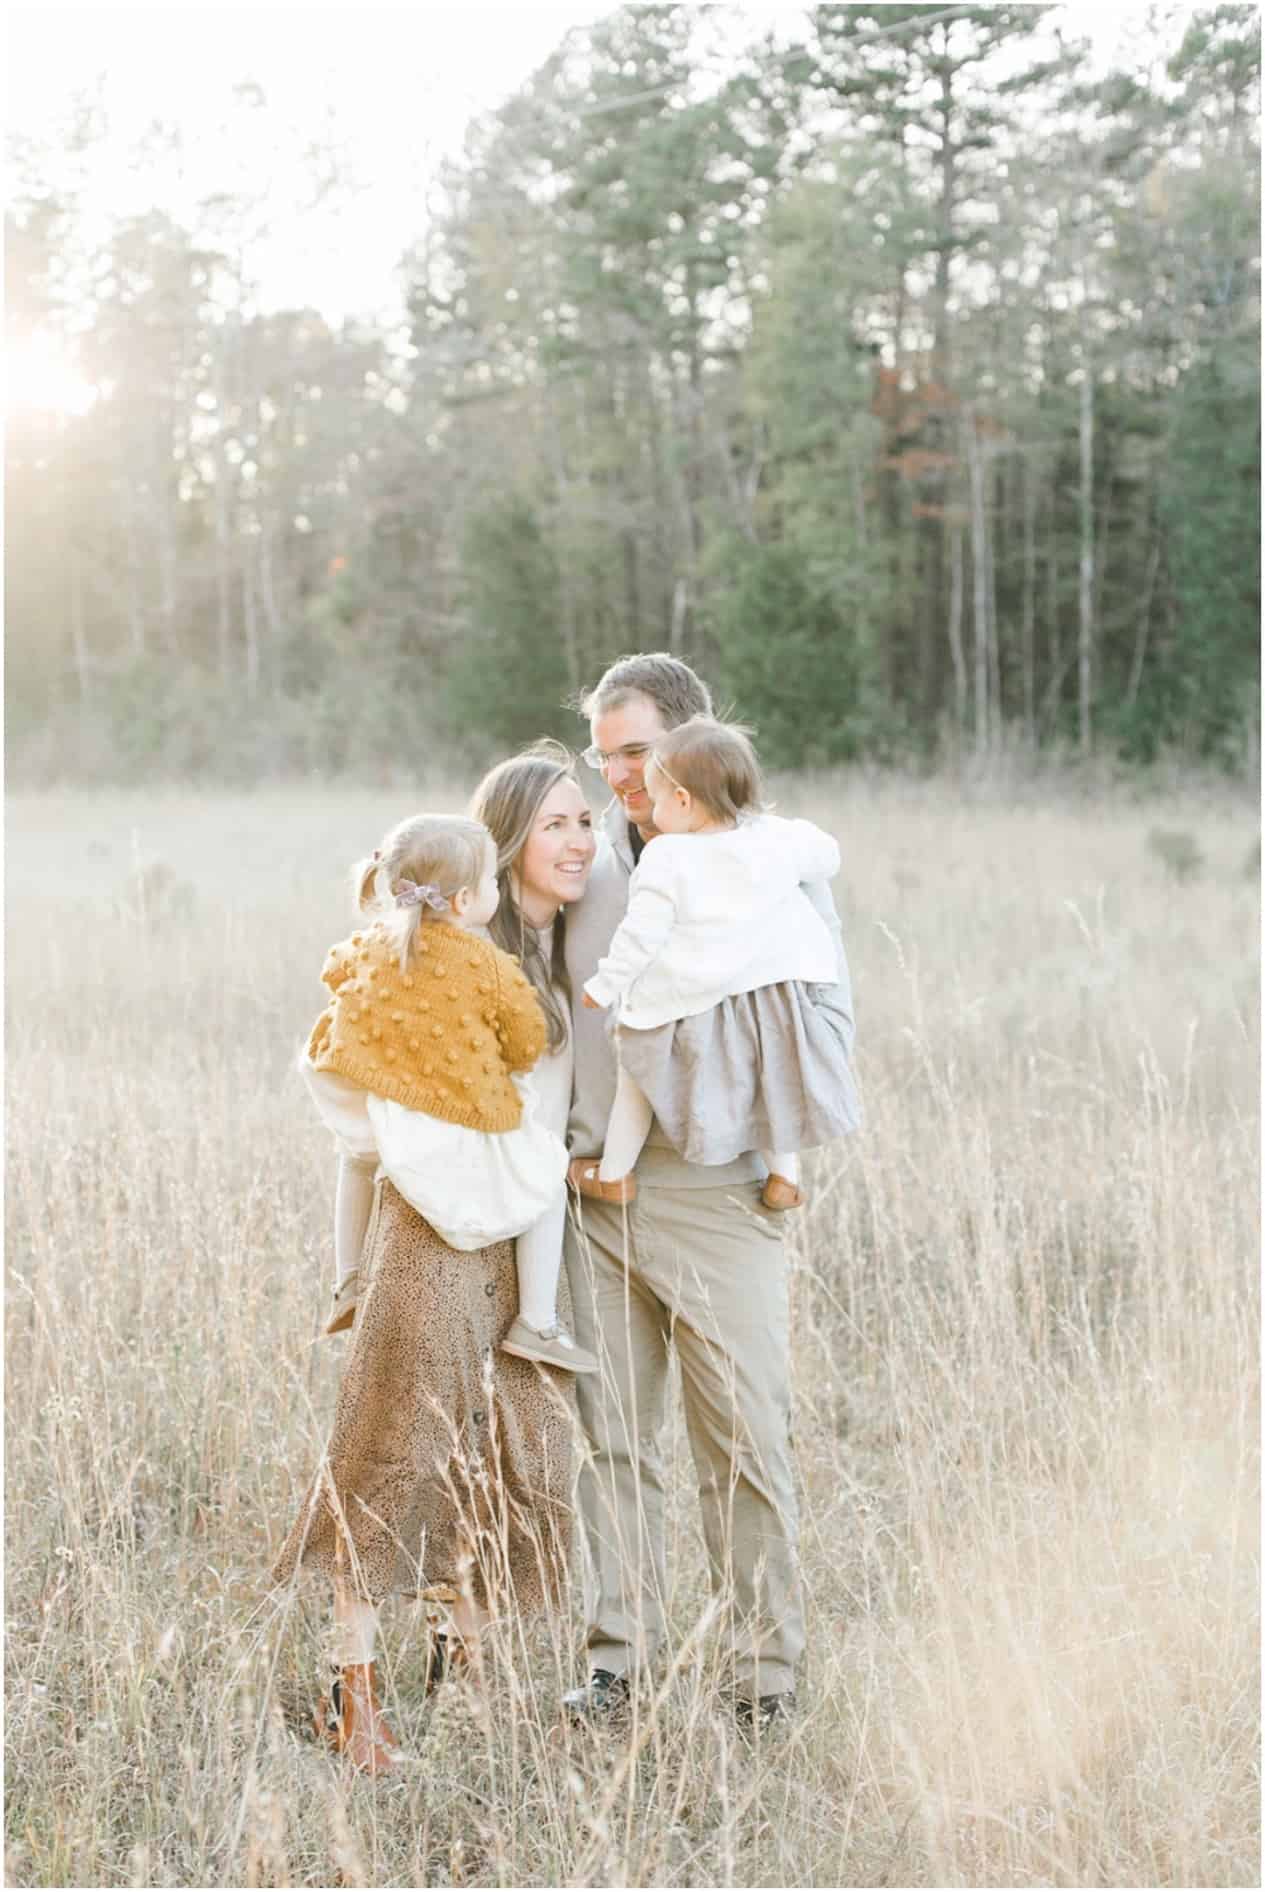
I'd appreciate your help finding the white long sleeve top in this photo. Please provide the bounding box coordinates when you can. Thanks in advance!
[583,812,841,1031]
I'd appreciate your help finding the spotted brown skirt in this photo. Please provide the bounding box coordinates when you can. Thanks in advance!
[273,1180,573,1613]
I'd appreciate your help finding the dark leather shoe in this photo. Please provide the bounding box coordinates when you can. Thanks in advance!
[561,1668,632,1723]
[735,1689,796,1734]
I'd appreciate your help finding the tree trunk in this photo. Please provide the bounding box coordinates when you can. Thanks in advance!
[1021,448,1037,745]
[1093,469,1114,636]
[153,399,182,657]
[947,521,967,736]
[667,368,698,644]
[684,260,705,648]
[986,445,1001,746]
[880,282,905,715]
[1040,498,1066,730]
[597,354,641,644]
[125,497,145,658]
[923,57,956,731]
[965,410,990,757]
[259,521,284,645]
[932,45,955,383]
[622,525,640,641]
[1077,368,1094,755]
[213,466,234,683]
[211,342,235,683]
[543,392,581,693]
[645,356,675,639]
[852,457,870,671]
[669,577,687,653]
[68,545,91,702]
[155,500,178,657]
[243,547,260,699]
[1125,530,1162,711]
[712,409,759,545]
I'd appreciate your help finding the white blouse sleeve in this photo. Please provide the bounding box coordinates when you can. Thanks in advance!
[299,1058,379,1163]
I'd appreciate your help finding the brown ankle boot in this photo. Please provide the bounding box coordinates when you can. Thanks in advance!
[315,1662,402,1775]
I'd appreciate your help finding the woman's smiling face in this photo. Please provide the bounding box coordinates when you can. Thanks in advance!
[513,778,596,924]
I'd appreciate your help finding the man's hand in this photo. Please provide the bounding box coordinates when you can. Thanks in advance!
[582,991,605,1010]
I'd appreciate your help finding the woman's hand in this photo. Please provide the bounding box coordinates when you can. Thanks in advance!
[582,992,605,1010]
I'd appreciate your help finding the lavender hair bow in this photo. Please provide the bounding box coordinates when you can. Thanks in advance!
[395,879,449,912]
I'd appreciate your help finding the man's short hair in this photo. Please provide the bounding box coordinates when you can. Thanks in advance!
[577,652,713,731]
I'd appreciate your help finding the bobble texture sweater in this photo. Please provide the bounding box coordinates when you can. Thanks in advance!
[306,922,547,1132]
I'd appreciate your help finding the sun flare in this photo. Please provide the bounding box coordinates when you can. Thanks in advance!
[5,332,98,417]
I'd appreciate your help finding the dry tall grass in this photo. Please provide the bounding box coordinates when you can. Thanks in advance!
[6,776,1259,1889]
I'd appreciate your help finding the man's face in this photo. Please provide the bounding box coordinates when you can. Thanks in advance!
[589,695,670,833]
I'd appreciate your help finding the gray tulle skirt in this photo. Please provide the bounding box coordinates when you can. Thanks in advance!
[615,980,861,1168]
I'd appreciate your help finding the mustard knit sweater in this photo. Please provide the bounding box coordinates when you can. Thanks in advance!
[306,922,548,1132]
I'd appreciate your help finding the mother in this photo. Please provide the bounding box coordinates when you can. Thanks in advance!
[273,744,596,1772]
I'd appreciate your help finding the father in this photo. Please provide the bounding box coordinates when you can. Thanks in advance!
[561,653,856,1730]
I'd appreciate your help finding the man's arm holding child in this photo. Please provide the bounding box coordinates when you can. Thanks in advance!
[800,866,856,1062]
[775,814,854,1056]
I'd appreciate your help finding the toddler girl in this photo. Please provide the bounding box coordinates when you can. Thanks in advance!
[573,718,859,1209]
[302,812,596,1374]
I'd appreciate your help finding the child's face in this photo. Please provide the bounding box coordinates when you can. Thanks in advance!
[457,839,501,928]
[646,760,695,835]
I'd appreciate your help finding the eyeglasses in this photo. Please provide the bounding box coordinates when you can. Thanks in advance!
[581,741,654,772]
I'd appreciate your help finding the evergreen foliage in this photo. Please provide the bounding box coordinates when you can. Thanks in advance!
[5,4,1260,780]
[445,499,572,757]
[708,539,870,766]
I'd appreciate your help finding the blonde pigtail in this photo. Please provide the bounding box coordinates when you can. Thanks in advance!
[354,855,381,912]
[393,893,424,973]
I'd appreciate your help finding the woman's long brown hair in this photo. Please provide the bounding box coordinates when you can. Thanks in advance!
[468,741,579,1052]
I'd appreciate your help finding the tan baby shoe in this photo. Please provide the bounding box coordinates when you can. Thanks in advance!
[761,1175,805,1212]
[500,1317,598,1375]
[324,1269,361,1336]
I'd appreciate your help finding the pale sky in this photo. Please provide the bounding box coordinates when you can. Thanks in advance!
[8,2,623,325]
[7,0,1202,330]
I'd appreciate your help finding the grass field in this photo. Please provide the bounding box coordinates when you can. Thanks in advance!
[5,774,1260,1888]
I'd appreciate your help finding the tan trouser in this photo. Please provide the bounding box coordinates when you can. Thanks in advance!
[565,1179,804,1698]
